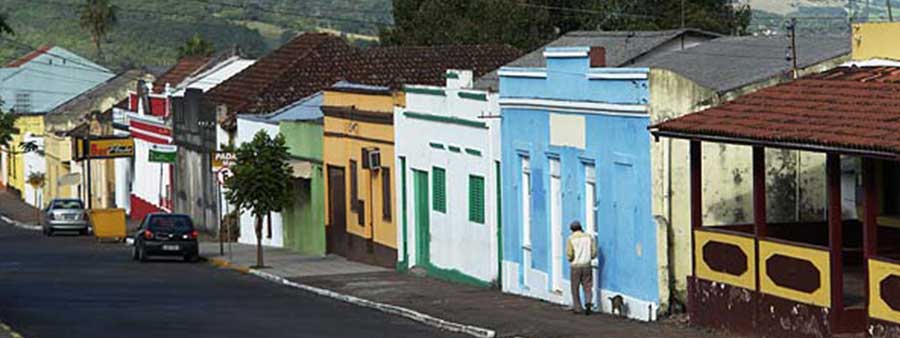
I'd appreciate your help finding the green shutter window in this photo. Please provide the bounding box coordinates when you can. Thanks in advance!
[469,175,485,224]
[433,167,446,213]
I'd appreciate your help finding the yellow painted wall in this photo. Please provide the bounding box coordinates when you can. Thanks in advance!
[852,22,900,61]
[44,133,75,203]
[869,258,900,324]
[758,239,831,308]
[7,115,45,192]
[322,90,398,250]
[693,229,756,290]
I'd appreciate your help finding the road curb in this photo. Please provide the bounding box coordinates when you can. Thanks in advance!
[201,255,496,338]
[0,216,40,232]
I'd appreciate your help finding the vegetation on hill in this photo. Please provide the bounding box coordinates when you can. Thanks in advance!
[381,0,751,51]
[0,0,390,70]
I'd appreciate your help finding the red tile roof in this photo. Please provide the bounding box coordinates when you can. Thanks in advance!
[6,45,53,67]
[152,56,213,93]
[206,33,356,117]
[650,66,900,158]
[209,32,521,130]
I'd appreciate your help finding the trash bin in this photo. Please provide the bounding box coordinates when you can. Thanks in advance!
[88,208,127,241]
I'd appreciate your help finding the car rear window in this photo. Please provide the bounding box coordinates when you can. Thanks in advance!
[51,200,84,209]
[147,215,194,232]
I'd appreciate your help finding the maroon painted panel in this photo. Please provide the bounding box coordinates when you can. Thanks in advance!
[765,254,821,293]
[871,318,900,338]
[881,275,900,312]
[756,293,831,338]
[702,241,748,276]
[688,277,756,334]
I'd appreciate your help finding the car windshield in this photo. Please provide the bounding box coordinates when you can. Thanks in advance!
[51,200,83,209]
[146,215,194,232]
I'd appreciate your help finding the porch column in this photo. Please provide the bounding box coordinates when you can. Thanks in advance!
[690,140,702,276]
[753,146,766,291]
[827,153,844,318]
[863,158,878,309]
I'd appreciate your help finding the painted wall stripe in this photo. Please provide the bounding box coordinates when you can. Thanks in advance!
[404,111,488,129]
[403,86,446,96]
[499,97,648,116]
[458,92,488,102]
[497,70,547,79]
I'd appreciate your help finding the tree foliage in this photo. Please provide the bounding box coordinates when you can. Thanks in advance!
[0,14,12,36]
[0,111,16,148]
[224,131,293,267]
[380,0,752,50]
[79,0,118,59]
[178,33,215,58]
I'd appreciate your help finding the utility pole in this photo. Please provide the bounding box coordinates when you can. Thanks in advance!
[787,18,798,79]
[681,0,685,29]
[889,0,894,22]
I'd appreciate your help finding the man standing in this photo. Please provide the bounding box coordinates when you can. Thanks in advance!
[566,221,596,315]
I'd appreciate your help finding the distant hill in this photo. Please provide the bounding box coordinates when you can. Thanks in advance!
[748,0,899,36]
[0,0,391,71]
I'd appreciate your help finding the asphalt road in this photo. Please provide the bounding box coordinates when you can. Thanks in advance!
[0,220,467,338]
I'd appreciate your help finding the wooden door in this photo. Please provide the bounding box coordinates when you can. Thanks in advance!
[327,166,348,256]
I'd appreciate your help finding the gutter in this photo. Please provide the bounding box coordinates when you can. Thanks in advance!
[650,129,899,160]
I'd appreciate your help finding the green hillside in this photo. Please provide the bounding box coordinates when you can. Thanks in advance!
[0,0,391,70]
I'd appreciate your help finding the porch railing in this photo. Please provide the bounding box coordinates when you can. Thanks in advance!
[868,257,900,324]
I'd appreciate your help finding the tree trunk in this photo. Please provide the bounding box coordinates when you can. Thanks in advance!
[255,214,264,267]
[267,212,272,239]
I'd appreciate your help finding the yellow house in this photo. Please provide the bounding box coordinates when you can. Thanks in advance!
[322,83,402,268]
[851,22,900,61]
[3,114,44,194]
[44,132,77,202]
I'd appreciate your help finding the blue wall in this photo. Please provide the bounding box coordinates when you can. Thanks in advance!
[500,47,658,303]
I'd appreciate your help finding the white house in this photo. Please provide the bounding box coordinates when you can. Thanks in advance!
[22,134,45,208]
[394,70,502,286]
[234,115,283,247]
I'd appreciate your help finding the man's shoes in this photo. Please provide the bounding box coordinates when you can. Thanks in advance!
[584,303,593,316]
[572,309,582,315]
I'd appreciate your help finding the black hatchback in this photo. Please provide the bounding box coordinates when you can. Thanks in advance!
[132,213,199,262]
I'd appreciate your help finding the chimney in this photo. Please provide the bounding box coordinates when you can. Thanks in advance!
[589,47,606,68]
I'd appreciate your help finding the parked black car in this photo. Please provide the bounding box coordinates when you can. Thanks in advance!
[131,213,199,262]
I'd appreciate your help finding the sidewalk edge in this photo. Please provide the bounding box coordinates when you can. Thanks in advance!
[0,216,40,231]
[248,269,497,338]
[201,255,496,338]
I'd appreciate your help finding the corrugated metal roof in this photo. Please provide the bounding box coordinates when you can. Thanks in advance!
[634,34,850,92]
[474,29,721,90]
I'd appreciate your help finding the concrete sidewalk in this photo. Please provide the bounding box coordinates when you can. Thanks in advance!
[0,190,41,227]
[200,241,743,338]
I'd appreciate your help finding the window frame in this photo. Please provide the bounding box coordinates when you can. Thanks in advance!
[468,174,485,224]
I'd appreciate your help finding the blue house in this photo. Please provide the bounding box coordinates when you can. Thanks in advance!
[499,46,656,320]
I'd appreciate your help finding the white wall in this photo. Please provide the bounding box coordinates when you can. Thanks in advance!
[395,70,501,283]
[235,117,284,248]
[23,135,45,208]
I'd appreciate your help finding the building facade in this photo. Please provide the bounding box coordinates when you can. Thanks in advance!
[395,70,501,286]
[322,83,399,268]
[500,47,657,320]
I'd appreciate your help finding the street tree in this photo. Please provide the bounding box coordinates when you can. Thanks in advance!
[177,33,215,58]
[0,110,16,149]
[224,131,292,268]
[79,0,118,60]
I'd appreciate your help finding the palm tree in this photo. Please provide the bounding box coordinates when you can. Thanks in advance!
[79,0,118,60]
[177,33,215,58]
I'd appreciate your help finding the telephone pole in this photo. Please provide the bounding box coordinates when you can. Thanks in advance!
[889,0,894,22]
[787,18,798,79]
